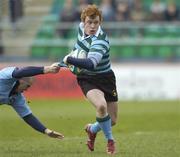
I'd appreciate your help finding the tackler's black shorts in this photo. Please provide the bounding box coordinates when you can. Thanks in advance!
[77,70,118,102]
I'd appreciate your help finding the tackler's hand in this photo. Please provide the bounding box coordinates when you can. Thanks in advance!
[45,128,64,140]
[44,62,60,74]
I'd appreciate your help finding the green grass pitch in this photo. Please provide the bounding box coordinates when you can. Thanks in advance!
[0,99,179,157]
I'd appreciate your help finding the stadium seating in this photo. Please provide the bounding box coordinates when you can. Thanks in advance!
[175,47,180,59]
[120,46,136,59]
[143,0,180,8]
[144,26,165,38]
[50,0,65,14]
[49,45,69,60]
[157,46,173,60]
[111,46,137,61]
[110,46,120,59]
[36,25,55,39]
[30,0,180,62]
[42,14,59,25]
[31,46,49,59]
[138,46,155,59]
[165,27,180,38]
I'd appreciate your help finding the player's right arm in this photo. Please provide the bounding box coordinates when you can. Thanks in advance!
[12,95,64,140]
[23,113,64,140]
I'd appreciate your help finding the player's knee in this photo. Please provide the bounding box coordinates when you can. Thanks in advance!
[97,103,107,115]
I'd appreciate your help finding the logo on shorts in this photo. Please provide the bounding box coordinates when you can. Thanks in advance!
[112,90,117,97]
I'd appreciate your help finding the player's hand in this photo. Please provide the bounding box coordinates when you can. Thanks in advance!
[58,61,68,68]
[45,128,64,140]
[44,62,60,74]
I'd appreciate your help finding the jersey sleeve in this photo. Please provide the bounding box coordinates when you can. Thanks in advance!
[90,38,110,55]
[12,66,44,78]
[0,67,17,79]
[88,38,109,66]
[11,93,32,118]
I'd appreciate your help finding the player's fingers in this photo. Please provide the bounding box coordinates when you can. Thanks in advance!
[51,62,60,67]
[49,131,64,139]
[56,134,64,139]
[52,67,60,73]
[55,132,64,138]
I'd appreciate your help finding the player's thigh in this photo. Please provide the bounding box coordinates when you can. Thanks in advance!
[86,89,107,109]
[107,102,118,125]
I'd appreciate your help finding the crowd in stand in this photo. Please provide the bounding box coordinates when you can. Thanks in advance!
[57,0,180,38]
[59,0,180,23]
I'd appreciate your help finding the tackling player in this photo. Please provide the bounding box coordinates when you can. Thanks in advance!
[0,63,64,139]
[63,4,118,154]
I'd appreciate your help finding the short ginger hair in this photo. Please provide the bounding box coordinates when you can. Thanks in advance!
[81,4,102,22]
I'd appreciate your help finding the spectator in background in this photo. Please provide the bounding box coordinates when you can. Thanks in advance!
[99,0,116,21]
[9,0,24,32]
[87,0,94,4]
[76,0,92,20]
[0,28,3,55]
[99,0,116,35]
[0,1,4,55]
[115,1,130,21]
[149,0,166,21]
[58,0,78,38]
[126,0,137,10]
[115,1,130,37]
[130,0,147,21]
[164,2,179,21]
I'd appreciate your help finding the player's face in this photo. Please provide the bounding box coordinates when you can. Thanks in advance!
[17,79,33,93]
[84,16,101,36]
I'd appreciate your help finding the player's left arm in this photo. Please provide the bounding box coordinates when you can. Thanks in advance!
[12,94,64,139]
[12,63,60,79]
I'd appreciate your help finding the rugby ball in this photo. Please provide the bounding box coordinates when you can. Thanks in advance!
[70,49,86,59]
[68,49,86,74]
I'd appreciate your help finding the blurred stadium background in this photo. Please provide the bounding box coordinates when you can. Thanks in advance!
[1,0,180,62]
[0,0,179,157]
[0,0,179,100]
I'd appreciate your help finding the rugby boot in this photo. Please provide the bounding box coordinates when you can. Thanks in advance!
[85,124,97,151]
[106,139,116,155]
